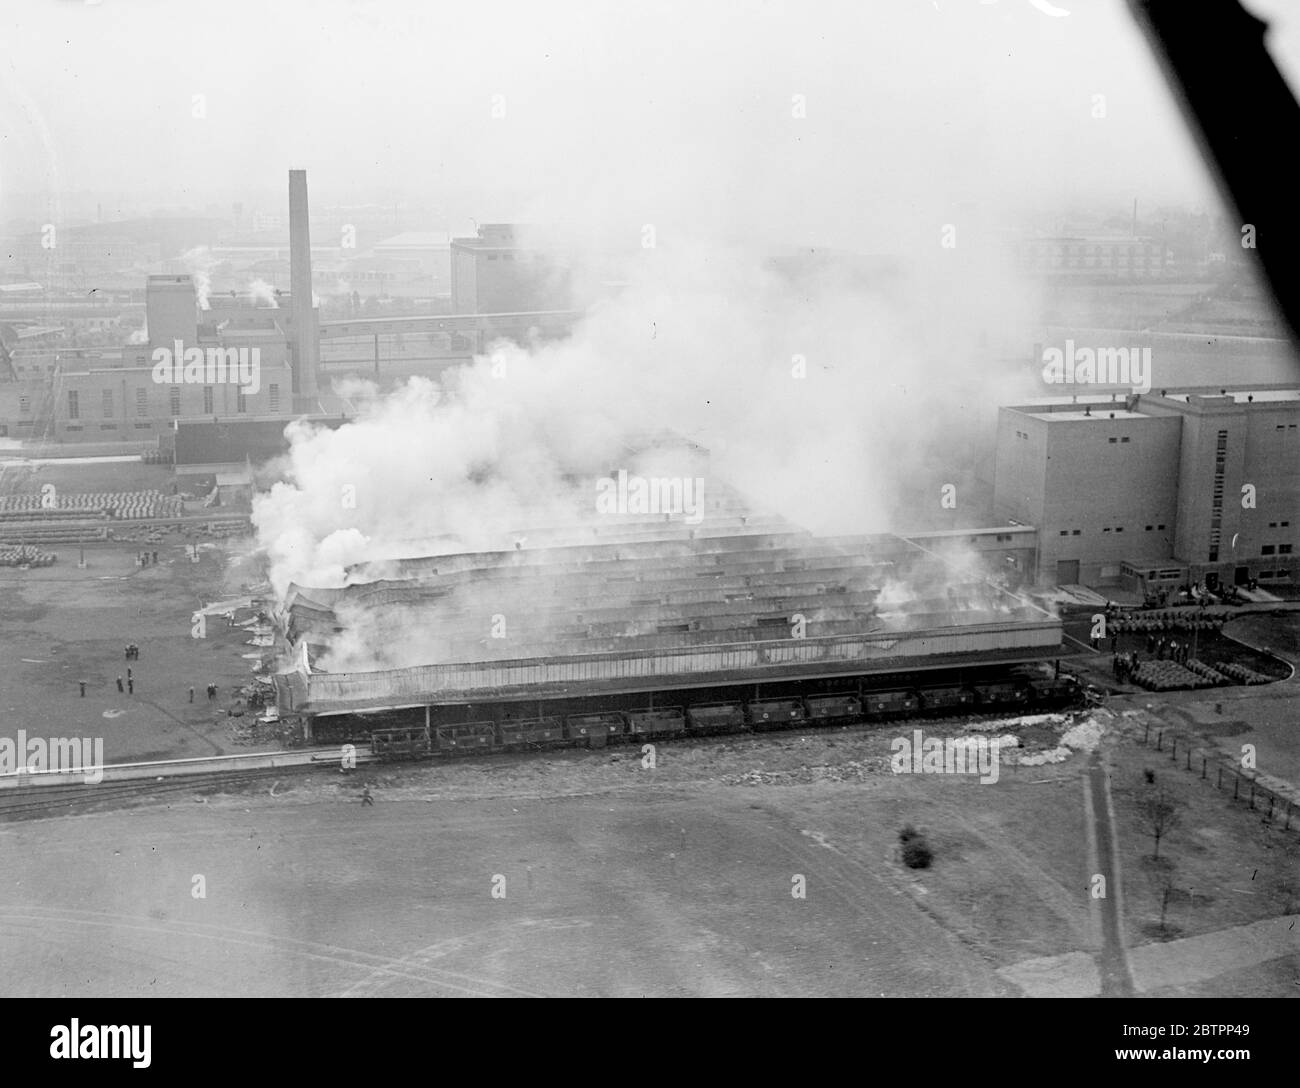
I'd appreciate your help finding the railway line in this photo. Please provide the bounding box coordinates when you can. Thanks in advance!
[0,763,339,822]
[0,673,1089,821]
[365,674,1086,761]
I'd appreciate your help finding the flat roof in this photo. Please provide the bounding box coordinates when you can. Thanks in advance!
[1163,389,1300,404]
[1024,409,1149,422]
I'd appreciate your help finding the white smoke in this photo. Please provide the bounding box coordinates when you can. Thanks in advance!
[180,245,217,310]
[247,278,279,307]
[252,232,1039,608]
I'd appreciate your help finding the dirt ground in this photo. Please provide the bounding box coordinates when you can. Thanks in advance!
[1,710,1296,997]
[0,537,271,763]
[1,458,1295,995]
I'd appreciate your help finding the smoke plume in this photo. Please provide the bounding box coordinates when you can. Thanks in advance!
[253,233,1040,616]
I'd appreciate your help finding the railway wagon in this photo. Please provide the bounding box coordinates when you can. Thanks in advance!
[748,698,808,730]
[687,703,747,734]
[863,689,920,718]
[435,722,498,753]
[1024,677,1079,706]
[805,693,862,721]
[371,726,432,760]
[566,712,629,748]
[974,681,1029,709]
[499,716,565,749]
[625,707,687,738]
[919,685,976,714]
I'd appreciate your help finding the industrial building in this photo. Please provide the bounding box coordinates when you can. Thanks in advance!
[1009,234,1169,279]
[270,468,1060,735]
[450,224,572,314]
[994,386,1300,591]
[0,172,331,441]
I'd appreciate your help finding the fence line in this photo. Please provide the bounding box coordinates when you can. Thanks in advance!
[1135,719,1297,833]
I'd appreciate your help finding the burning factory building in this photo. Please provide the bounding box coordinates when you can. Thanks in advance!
[265,438,1061,740]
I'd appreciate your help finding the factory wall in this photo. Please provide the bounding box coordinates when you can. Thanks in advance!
[994,407,1181,585]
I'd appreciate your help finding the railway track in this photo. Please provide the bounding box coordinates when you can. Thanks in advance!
[0,764,316,822]
[363,687,1089,764]
[0,684,1091,821]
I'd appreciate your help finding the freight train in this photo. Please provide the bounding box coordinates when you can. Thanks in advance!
[367,674,1081,761]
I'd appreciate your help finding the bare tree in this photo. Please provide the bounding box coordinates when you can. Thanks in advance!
[1139,785,1181,860]
[1159,873,1176,935]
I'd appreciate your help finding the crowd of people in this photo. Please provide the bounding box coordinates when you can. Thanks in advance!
[74,644,226,707]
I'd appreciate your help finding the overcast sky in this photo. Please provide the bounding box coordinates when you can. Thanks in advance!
[3,0,1299,247]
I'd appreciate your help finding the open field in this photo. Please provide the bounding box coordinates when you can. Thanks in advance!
[0,538,271,763]
[0,705,1295,997]
[1,458,1295,996]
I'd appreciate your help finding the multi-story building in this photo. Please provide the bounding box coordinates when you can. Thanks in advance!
[994,387,1300,591]
[0,275,296,443]
[449,224,571,313]
[1009,235,1169,280]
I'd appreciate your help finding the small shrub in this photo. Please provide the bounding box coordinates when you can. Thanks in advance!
[901,838,933,869]
[898,825,933,868]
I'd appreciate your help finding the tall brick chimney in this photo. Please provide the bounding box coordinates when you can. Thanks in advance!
[288,169,319,399]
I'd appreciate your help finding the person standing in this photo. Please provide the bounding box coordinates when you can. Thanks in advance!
[116,676,124,693]
[79,680,86,697]
[127,677,134,695]
[361,785,374,807]
[189,686,195,704]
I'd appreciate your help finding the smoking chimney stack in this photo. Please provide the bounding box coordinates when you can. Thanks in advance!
[288,169,319,400]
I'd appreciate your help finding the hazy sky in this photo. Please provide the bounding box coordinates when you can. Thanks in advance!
[3,0,1299,247]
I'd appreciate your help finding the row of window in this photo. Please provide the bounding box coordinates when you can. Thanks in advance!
[1261,545,1294,555]
[1057,524,1167,537]
[1106,436,1132,444]
[66,386,278,419]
